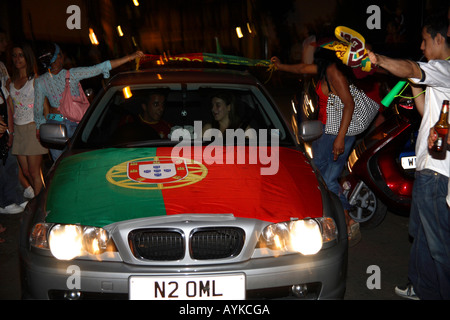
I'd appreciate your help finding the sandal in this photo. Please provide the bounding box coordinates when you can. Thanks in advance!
[348,222,361,247]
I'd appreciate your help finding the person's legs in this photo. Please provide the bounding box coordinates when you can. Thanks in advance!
[0,150,24,208]
[16,154,29,181]
[311,132,334,177]
[63,119,78,138]
[18,165,31,192]
[27,154,44,195]
[312,133,356,206]
[408,169,450,299]
[322,135,355,210]
[313,133,359,244]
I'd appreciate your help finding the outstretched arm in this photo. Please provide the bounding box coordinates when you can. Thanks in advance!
[368,51,422,79]
[110,51,145,69]
[270,56,318,74]
[71,51,146,82]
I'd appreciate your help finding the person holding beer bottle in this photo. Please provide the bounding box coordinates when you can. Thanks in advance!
[428,100,449,160]
[369,12,450,300]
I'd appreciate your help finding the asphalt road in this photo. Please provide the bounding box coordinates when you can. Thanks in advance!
[0,208,411,300]
[345,211,411,300]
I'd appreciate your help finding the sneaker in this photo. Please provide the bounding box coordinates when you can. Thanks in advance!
[23,186,35,199]
[20,201,28,209]
[0,203,24,214]
[395,283,420,300]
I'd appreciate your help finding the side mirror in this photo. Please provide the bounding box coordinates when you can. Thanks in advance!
[39,123,69,147]
[299,120,323,142]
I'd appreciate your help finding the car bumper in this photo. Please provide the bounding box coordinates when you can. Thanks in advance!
[21,240,347,300]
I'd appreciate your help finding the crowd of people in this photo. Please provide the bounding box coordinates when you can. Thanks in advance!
[273,9,450,300]
[1,6,449,300]
[0,28,143,242]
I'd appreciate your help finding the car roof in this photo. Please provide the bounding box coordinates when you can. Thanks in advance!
[106,68,261,88]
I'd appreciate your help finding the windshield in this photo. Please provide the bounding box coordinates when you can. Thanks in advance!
[76,83,293,148]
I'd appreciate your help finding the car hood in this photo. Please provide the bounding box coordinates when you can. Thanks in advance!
[45,146,322,227]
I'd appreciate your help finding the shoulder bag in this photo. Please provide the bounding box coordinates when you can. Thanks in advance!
[325,83,380,136]
[59,70,90,123]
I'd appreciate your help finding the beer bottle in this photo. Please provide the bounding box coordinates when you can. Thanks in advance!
[430,100,449,160]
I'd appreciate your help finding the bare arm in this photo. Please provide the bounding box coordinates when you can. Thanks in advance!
[327,64,355,160]
[110,51,145,69]
[410,84,425,116]
[368,51,422,79]
[270,56,317,74]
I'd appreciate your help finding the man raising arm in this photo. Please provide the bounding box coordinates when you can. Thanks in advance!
[369,13,450,300]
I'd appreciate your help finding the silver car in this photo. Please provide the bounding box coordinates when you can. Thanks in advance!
[20,68,347,300]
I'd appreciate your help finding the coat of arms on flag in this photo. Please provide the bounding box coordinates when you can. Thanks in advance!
[107,155,208,190]
[128,159,187,184]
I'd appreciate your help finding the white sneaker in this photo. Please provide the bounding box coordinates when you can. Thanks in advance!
[24,186,35,199]
[0,203,24,214]
[395,283,420,300]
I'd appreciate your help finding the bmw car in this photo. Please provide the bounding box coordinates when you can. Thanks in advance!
[20,68,347,300]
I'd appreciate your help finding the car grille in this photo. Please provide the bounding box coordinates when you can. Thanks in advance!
[129,229,185,261]
[128,227,245,261]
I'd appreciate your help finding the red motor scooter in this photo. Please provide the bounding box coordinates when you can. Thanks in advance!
[341,100,421,228]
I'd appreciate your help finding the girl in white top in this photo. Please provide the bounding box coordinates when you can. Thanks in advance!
[8,43,47,196]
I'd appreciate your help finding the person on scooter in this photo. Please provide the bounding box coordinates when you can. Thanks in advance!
[271,47,362,246]
[369,12,450,300]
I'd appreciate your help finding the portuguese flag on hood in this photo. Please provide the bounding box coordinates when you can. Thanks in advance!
[45,147,323,228]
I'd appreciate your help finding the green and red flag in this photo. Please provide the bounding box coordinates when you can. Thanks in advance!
[45,147,323,228]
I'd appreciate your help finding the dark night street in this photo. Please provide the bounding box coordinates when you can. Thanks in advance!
[1,0,446,306]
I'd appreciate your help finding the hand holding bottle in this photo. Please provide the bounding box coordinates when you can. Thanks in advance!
[429,100,450,159]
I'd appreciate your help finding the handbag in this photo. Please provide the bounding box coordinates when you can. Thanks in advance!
[325,83,380,136]
[59,70,90,123]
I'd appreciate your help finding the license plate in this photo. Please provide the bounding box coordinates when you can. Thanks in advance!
[401,156,416,169]
[129,273,246,300]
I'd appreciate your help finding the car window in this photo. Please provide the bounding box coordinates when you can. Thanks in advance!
[78,84,291,148]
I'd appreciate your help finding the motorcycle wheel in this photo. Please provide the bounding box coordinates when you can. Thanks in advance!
[348,182,387,229]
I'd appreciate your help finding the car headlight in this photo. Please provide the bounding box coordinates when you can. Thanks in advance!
[49,224,84,260]
[259,217,337,255]
[30,223,116,260]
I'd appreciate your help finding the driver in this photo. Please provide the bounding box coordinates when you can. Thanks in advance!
[139,92,172,139]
